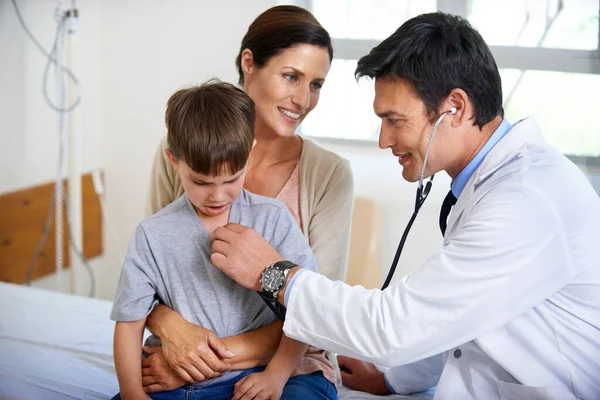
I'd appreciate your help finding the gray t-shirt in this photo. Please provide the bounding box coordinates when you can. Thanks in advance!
[110,189,317,386]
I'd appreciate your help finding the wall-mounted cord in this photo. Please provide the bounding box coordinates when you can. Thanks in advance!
[54,10,66,292]
[14,0,95,297]
[25,193,56,287]
[11,0,81,112]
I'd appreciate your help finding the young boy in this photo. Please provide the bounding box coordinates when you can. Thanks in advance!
[110,81,331,400]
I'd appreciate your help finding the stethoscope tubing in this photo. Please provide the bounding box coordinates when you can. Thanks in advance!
[381,111,452,290]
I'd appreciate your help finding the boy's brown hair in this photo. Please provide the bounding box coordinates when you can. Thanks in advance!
[165,79,255,176]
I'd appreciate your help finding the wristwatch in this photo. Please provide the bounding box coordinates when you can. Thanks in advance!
[260,260,297,300]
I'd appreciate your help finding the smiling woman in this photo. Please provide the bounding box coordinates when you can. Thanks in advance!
[141,4,354,399]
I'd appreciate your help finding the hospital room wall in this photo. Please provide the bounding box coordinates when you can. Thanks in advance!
[3,0,599,300]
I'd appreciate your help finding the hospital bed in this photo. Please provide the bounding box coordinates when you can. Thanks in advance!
[0,282,432,399]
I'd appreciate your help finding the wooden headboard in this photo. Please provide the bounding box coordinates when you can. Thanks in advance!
[0,173,103,284]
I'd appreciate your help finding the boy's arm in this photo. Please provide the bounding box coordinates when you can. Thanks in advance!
[114,319,151,400]
[265,334,308,378]
[223,320,283,369]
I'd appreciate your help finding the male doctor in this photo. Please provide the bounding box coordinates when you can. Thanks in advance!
[211,12,600,400]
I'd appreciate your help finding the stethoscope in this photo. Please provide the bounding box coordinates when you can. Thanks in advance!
[381,107,457,290]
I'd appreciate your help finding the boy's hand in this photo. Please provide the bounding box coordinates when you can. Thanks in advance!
[141,346,189,393]
[232,370,286,400]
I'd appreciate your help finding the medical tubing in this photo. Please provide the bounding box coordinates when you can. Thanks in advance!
[25,193,56,286]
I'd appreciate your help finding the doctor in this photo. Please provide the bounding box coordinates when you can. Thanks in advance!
[211,12,600,400]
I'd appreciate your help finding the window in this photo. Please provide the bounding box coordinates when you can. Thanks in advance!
[292,0,600,158]
[469,0,598,50]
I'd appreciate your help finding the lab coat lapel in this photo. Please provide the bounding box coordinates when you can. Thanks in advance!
[444,118,543,241]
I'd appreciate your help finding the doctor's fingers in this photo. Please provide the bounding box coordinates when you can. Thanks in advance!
[210,225,238,244]
[223,222,249,234]
[212,239,231,256]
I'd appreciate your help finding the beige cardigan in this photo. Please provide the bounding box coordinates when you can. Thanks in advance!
[146,136,354,281]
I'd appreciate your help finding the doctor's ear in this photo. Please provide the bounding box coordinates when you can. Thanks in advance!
[443,88,469,123]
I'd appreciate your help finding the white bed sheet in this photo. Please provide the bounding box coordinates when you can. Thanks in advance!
[0,282,432,400]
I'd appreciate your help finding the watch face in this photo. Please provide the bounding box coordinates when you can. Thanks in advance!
[262,268,285,291]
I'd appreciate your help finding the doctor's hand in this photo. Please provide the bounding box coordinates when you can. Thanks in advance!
[211,223,284,291]
[337,355,392,395]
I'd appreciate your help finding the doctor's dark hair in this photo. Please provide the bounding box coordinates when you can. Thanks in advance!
[235,5,333,85]
[355,12,503,128]
[165,79,255,176]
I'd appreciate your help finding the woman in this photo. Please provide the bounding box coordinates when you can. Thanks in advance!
[142,5,353,397]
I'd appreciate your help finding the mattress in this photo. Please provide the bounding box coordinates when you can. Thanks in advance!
[0,282,432,399]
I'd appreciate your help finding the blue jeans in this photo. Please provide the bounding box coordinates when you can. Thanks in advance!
[111,366,337,400]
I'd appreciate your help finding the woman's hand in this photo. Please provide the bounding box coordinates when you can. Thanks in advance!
[232,370,286,400]
[146,305,234,383]
[141,346,189,393]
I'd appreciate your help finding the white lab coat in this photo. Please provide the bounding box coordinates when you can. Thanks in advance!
[283,118,600,400]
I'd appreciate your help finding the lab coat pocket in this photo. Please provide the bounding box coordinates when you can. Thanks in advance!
[498,380,577,400]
